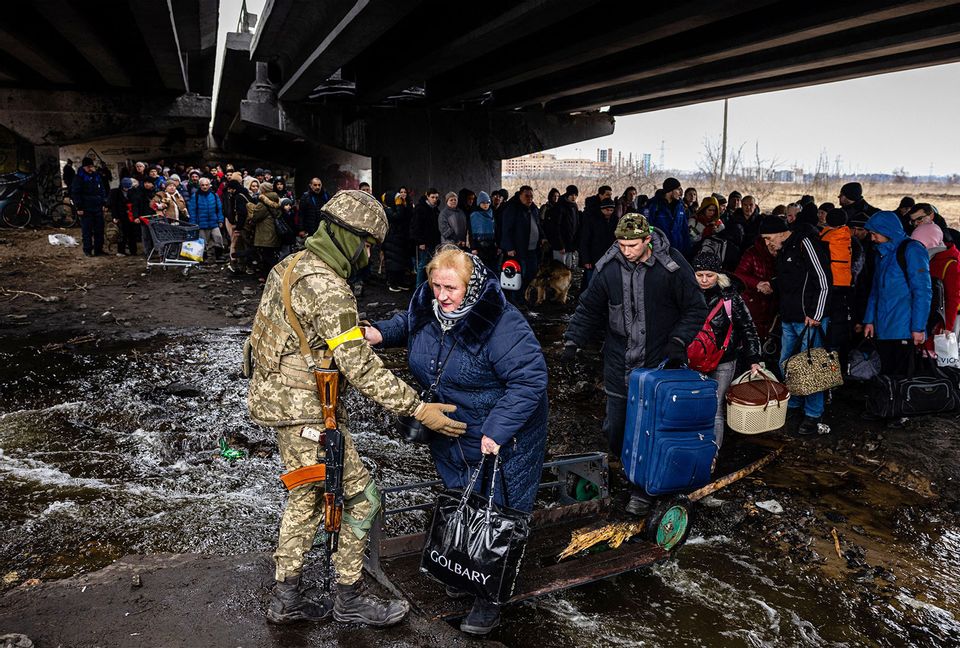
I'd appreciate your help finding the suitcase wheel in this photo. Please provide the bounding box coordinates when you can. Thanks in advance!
[645,496,693,551]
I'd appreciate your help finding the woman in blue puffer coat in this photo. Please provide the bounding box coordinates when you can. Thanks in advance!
[364,245,548,635]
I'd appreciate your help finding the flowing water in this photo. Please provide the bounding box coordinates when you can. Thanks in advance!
[1,329,958,646]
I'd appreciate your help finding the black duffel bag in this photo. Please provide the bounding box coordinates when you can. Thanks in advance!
[865,349,960,418]
[420,453,531,603]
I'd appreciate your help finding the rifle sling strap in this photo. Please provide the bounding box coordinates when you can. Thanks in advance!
[281,250,333,370]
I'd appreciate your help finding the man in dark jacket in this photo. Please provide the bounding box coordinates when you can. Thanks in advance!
[107,177,139,256]
[547,184,579,268]
[562,213,707,515]
[579,197,618,290]
[62,159,76,189]
[410,189,440,285]
[583,185,612,219]
[760,217,832,435]
[500,185,543,304]
[297,177,329,237]
[729,195,762,249]
[644,178,689,256]
[71,156,108,256]
[721,191,741,224]
[838,182,879,224]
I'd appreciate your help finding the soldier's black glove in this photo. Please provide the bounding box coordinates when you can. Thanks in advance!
[560,343,577,364]
[664,339,688,369]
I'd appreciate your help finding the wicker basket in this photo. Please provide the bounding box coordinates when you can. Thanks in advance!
[726,368,790,435]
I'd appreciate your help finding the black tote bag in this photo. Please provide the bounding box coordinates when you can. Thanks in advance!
[419,454,531,603]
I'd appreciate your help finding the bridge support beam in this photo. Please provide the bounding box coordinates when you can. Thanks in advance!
[366,108,615,195]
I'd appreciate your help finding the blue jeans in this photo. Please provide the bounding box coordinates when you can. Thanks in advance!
[780,319,830,418]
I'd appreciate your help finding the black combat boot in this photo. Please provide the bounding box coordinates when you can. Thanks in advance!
[333,579,409,626]
[460,597,500,635]
[265,575,333,624]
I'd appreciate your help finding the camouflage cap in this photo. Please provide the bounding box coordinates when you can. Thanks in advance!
[322,190,389,244]
[615,213,652,240]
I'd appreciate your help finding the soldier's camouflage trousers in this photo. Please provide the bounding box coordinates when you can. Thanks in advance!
[274,423,378,585]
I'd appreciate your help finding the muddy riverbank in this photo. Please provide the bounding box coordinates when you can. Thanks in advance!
[2,228,960,646]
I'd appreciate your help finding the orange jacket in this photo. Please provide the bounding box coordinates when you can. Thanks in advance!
[820,226,852,287]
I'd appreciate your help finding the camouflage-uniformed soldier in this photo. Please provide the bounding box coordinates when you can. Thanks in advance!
[246,190,465,626]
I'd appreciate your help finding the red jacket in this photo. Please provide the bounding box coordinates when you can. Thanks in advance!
[734,237,779,340]
[930,244,960,332]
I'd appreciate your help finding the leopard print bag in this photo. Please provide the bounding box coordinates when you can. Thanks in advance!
[784,326,844,396]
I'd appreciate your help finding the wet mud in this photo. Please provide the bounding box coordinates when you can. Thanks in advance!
[2,233,960,646]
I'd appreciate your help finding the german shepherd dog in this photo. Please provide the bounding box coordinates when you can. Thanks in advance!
[524,259,573,305]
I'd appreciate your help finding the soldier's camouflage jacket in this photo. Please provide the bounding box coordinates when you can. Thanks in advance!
[247,251,419,426]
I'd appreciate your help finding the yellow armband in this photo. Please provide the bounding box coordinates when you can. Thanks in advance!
[325,326,363,351]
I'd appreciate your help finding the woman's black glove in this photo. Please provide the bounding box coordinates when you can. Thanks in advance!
[664,339,688,369]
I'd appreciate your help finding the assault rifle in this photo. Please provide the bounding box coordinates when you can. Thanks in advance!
[317,366,344,594]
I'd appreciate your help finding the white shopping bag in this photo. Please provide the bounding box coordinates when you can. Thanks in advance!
[935,331,959,367]
[180,239,205,262]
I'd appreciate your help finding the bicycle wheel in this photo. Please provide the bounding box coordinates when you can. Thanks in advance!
[50,203,78,228]
[2,201,31,228]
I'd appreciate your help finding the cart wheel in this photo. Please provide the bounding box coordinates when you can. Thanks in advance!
[182,267,190,276]
[644,496,693,551]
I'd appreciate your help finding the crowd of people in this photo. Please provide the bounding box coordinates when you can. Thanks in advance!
[68,156,952,438]
[65,158,343,284]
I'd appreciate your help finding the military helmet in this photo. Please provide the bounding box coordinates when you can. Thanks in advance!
[615,212,652,240]
[322,190,389,243]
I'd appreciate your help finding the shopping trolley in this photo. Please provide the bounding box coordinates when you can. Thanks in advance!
[144,217,201,275]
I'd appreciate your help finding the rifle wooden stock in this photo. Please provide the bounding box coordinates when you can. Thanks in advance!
[324,492,343,533]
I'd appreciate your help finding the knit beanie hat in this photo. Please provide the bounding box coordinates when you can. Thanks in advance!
[840,182,863,201]
[728,190,742,201]
[120,177,134,190]
[848,213,868,228]
[477,191,491,204]
[279,197,294,209]
[693,252,722,273]
[826,208,847,227]
[81,157,94,167]
[445,191,458,202]
[759,216,789,234]
[565,184,579,196]
[818,202,835,213]
[796,202,819,227]
[662,177,681,192]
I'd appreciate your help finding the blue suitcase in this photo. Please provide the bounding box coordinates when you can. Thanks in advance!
[622,363,718,496]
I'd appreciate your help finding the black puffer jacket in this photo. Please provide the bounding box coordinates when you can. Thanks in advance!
[382,192,412,273]
[699,277,761,365]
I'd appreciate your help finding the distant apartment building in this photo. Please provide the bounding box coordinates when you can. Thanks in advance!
[502,151,615,178]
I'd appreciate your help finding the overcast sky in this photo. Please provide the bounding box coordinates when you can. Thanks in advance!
[218,1,959,177]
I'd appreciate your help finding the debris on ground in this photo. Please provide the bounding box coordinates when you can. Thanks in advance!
[218,438,246,462]
[557,520,646,561]
[755,500,784,514]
